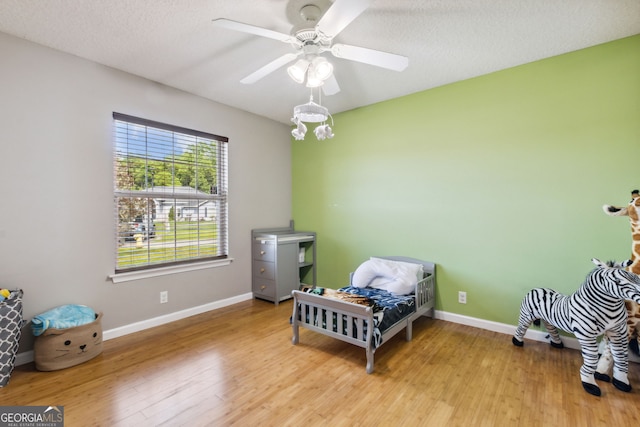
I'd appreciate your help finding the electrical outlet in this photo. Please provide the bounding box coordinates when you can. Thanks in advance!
[458,291,467,304]
[160,291,168,304]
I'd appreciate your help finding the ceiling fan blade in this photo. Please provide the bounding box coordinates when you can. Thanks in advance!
[240,53,300,84]
[331,43,409,72]
[322,75,340,96]
[212,18,298,44]
[315,0,372,40]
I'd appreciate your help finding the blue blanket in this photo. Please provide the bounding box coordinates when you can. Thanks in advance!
[31,304,96,336]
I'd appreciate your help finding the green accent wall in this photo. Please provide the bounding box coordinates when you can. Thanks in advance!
[292,35,640,326]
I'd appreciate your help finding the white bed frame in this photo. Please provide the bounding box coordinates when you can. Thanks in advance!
[291,256,436,374]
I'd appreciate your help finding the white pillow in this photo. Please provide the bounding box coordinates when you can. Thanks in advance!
[351,257,423,295]
[370,257,423,283]
[352,259,378,288]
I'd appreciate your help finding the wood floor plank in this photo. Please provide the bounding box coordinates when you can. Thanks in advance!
[3,298,640,426]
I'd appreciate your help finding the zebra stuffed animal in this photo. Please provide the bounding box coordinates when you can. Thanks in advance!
[512,259,640,396]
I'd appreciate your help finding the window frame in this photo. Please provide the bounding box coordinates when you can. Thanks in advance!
[111,112,229,279]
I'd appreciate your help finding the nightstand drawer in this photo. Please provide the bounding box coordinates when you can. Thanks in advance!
[252,240,275,261]
[253,278,276,298]
[253,260,275,280]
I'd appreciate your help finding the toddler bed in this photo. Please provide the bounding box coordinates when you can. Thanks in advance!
[291,256,436,374]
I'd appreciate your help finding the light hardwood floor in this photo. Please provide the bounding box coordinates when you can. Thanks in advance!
[3,299,639,426]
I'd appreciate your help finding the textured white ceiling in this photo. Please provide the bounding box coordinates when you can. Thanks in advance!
[1,0,638,124]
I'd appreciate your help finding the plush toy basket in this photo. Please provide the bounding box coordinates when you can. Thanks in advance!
[0,289,24,387]
[33,310,103,371]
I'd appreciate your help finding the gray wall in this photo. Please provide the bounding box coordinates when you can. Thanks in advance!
[0,32,292,352]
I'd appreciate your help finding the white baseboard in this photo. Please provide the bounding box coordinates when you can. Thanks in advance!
[433,310,582,351]
[18,303,636,367]
[15,292,253,366]
[102,292,253,341]
[436,312,640,362]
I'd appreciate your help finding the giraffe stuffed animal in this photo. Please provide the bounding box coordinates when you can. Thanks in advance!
[595,191,640,383]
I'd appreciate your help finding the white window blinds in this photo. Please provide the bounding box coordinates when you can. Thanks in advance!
[113,112,228,272]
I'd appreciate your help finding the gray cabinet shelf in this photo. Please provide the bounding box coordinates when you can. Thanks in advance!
[251,226,316,305]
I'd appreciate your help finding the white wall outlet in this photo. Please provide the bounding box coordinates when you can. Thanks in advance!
[160,291,168,304]
[458,291,467,304]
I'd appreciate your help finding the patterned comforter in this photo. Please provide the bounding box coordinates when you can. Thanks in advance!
[297,286,416,348]
[338,286,416,333]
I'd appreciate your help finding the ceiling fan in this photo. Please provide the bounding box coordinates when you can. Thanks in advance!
[212,0,409,96]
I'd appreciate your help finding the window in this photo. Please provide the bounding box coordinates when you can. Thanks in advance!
[113,112,228,273]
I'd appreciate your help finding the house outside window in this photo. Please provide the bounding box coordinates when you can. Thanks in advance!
[113,112,228,273]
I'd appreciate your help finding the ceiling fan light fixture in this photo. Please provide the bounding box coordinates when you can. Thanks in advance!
[215,0,410,96]
[305,73,324,88]
[311,57,333,80]
[287,59,309,84]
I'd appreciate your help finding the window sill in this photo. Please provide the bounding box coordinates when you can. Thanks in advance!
[109,258,233,284]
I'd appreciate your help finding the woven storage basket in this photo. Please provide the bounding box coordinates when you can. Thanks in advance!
[0,289,24,387]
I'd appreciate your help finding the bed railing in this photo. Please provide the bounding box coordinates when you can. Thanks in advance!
[291,291,374,349]
[292,290,377,373]
[415,273,435,313]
